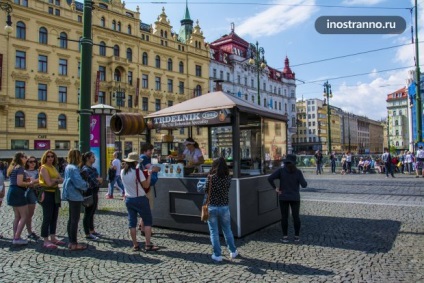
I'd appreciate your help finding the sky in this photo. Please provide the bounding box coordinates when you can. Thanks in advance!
[124,0,424,121]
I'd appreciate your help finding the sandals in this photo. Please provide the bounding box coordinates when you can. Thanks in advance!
[144,244,160,252]
[68,243,87,251]
[133,245,141,251]
[52,240,66,246]
[43,243,58,249]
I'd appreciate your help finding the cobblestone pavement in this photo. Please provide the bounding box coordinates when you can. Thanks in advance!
[0,173,423,283]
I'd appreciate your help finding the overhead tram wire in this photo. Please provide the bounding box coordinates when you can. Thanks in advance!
[130,1,411,10]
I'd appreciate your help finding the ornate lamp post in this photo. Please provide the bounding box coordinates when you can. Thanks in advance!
[114,84,125,159]
[0,1,13,33]
[323,81,332,154]
[248,41,266,106]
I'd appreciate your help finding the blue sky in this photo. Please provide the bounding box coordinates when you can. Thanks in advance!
[125,0,423,120]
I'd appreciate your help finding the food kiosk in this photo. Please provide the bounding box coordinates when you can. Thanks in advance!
[143,91,287,237]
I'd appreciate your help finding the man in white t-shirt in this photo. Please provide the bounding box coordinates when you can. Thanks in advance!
[415,145,424,178]
[106,151,125,199]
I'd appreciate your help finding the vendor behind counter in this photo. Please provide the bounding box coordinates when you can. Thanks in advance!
[181,138,204,173]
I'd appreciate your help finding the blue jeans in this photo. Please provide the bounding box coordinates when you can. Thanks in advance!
[207,206,236,257]
[108,175,124,196]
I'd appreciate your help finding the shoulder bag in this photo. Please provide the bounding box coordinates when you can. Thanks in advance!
[201,176,212,222]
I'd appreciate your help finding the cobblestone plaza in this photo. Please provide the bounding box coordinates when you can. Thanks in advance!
[0,173,423,283]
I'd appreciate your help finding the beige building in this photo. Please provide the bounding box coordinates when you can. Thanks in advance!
[0,0,210,158]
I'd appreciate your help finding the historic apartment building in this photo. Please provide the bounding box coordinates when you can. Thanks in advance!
[386,87,409,152]
[208,24,296,153]
[294,98,384,154]
[0,0,210,158]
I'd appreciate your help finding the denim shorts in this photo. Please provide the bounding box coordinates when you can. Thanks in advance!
[26,189,38,205]
[125,196,152,228]
[7,185,28,207]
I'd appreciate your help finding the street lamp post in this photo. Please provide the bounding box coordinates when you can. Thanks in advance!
[0,1,13,33]
[248,41,266,106]
[348,112,351,151]
[323,81,332,154]
[114,84,125,159]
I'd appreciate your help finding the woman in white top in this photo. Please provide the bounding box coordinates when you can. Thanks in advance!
[182,137,204,172]
[121,152,159,252]
[405,151,413,174]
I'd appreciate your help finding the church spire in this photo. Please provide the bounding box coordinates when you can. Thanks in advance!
[178,0,194,43]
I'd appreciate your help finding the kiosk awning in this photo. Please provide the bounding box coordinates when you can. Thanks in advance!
[146,91,288,122]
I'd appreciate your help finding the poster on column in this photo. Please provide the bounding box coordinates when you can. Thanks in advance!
[90,115,101,175]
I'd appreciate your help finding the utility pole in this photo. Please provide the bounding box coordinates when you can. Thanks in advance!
[323,81,332,154]
[79,0,93,153]
[415,0,422,143]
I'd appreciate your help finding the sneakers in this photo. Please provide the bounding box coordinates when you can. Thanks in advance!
[91,232,102,237]
[230,250,238,259]
[294,236,300,242]
[85,234,99,241]
[280,236,289,243]
[28,232,40,241]
[12,238,28,245]
[211,254,222,262]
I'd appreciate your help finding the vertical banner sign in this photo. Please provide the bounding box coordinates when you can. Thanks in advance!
[0,54,3,91]
[135,78,140,107]
[95,71,100,103]
[90,115,101,173]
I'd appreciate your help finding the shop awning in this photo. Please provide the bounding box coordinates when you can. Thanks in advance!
[145,91,288,122]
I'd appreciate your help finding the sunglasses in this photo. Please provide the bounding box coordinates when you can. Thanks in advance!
[46,155,54,158]
[28,160,37,164]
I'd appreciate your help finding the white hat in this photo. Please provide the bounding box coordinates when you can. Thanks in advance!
[123,152,140,163]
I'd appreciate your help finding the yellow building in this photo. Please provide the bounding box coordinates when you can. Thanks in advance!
[0,0,210,158]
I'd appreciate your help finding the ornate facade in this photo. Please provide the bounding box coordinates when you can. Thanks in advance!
[0,0,210,157]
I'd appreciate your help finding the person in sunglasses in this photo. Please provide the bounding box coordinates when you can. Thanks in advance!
[39,150,64,249]
[24,156,40,241]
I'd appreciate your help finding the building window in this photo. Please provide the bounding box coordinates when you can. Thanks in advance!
[100,16,105,27]
[98,91,105,104]
[155,99,161,111]
[227,72,230,82]
[59,86,67,103]
[59,32,67,48]
[117,21,121,32]
[113,45,120,57]
[142,97,148,111]
[155,77,161,90]
[114,69,121,81]
[142,52,148,65]
[78,61,80,78]
[128,71,133,86]
[219,71,223,80]
[55,141,70,150]
[78,15,82,22]
[179,81,184,94]
[15,81,25,99]
[99,41,106,56]
[38,113,47,128]
[78,37,82,52]
[127,24,132,34]
[112,20,116,30]
[38,27,48,44]
[38,83,47,101]
[55,9,60,16]
[195,65,202,77]
[126,48,132,62]
[194,85,201,97]
[155,55,161,68]
[58,114,66,129]
[16,21,26,39]
[48,7,53,14]
[167,59,173,71]
[167,79,173,93]
[59,59,67,75]
[168,100,173,107]
[15,111,25,127]
[15,51,26,69]
[11,140,29,150]
[99,66,106,81]
[212,69,216,78]
[142,74,148,88]
[179,61,184,73]
[38,55,48,73]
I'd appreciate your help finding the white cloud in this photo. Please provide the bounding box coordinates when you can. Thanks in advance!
[237,0,318,38]
[330,70,409,120]
[341,0,386,5]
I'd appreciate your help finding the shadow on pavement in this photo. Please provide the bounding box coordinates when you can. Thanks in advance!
[158,251,334,276]
[257,215,400,254]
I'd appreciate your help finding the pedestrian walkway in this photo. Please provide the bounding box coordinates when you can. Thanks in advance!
[0,175,423,282]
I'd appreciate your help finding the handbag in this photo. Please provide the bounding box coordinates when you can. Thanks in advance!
[82,191,94,208]
[200,176,212,222]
